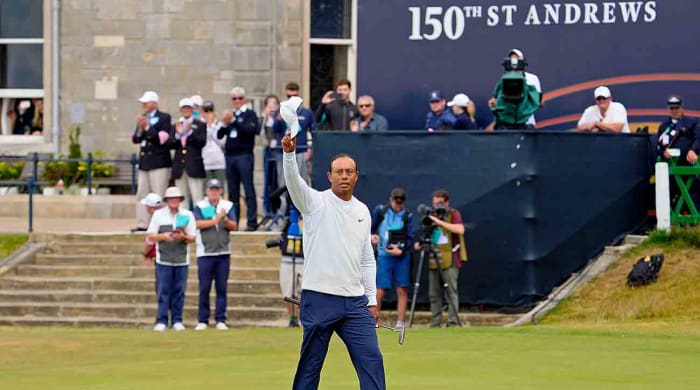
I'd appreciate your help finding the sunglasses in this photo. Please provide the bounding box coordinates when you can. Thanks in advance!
[595,97,609,101]
[669,106,682,110]
[429,100,441,103]
[392,196,406,202]
[231,96,244,101]
[203,108,214,113]
[359,104,372,108]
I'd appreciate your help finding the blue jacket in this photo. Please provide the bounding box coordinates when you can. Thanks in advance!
[371,205,414,258]
[272,107,315,149]
[657,115,700,161]
[425,109,456,131]
[453,112,478,130]
[217,106,259,156]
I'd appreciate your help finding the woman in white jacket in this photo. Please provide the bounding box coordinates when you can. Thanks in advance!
[201,100,228,197]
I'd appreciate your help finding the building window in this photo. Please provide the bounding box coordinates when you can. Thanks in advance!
[0,0,44,136]
[308,0,356,109]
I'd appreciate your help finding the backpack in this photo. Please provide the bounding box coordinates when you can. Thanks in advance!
[371,204,410,236]
[627,254,664,287]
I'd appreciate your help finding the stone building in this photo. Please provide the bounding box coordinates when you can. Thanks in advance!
[0,0,356,155]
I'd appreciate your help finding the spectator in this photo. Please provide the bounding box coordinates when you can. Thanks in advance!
[447,94,477,130]
[171,98,207,209]
[139,193,164,295]
[217,86,259,231]
[8,99,34,135]
[488,49,543,128]
[315,79,356,130]
[201,100,228,196]
[260,95,280,145]
[577,86,630,133]
[194,179,237,331]
[657,95,700,163]
[132,91,173,232]
[147,186,196,332]
[425,90,456,131]
[30,98,43,135]
[190,94,203,119]
[414,189,467,327]
[350,95,389,131]
[371,188,414,329]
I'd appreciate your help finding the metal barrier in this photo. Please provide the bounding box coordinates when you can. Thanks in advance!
[0,152,138,232]
[655,155,700,229]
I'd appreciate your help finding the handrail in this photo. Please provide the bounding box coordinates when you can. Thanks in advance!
[662,156,700,225]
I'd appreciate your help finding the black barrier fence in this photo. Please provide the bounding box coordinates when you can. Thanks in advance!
[312,131,652,308]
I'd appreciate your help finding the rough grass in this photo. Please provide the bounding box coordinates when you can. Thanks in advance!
[543,227,700,334]
[0,326,698,390]
[0,233,28,260]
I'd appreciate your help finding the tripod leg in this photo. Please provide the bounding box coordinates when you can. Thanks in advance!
[407,248,426,328]
[434,256,462,328]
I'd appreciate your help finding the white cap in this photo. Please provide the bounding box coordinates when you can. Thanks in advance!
[140,193,162,208]
[179,98,193,108]
[447,93,470,107]
[190,95,203,107]
[138,91,159,103]
[509,48,524,59]
[163,186,185,200]
[594,86,611,99]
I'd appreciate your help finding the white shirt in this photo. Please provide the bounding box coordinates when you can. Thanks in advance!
[578,101,631,133]
[524,72,541,126]
[202,120,226,171]
[283,151,377,306]
[147,207,196,266]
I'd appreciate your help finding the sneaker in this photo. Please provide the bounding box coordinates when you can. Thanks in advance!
[172,322,186,331]
[194,322,208,331]
[153,323,167,332]
[288,318,300,328]
[215,322,229,330]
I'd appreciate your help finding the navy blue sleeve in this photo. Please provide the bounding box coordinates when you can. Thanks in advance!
[227,205,238,222]
[405,211,415,250]
[193,206,203,220]
[370,204,383,235]
[689,117,700,154]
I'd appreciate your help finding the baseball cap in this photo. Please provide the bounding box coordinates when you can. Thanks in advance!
[140,193,162,208]
[179,98,193,108]
[202,100,215,112]
[509,48,524,59]
[447,93,470,107]
[391,187,407,201]
[190,95,203,107]
[206,178,223,189]
[428,90,443,102]
[667,95,682,106]
[594,86,611,99]
[138,91,159,103]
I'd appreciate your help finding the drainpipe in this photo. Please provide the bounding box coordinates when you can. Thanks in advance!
[51,0,60,153]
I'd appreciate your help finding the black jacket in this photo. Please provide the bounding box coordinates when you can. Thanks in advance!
[132,110,173,171]
[217,108,259,155]
[315,100,356,131]
[657,115,700,162]
[170,118,207,179]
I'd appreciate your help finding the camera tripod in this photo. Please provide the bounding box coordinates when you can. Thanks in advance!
[407,239,462,328]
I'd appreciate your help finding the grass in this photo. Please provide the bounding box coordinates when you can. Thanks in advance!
[0,233,28,260]
[0,326,698,389]
[543,227,700,335]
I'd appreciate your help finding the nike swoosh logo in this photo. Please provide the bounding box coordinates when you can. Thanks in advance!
[358,219,364,222]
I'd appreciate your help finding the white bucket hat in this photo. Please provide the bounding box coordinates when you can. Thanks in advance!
[163,186,185,200]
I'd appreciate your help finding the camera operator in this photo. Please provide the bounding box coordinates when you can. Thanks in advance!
[371,188,414,329]
[488,49,542,130]
[413,189,467,328]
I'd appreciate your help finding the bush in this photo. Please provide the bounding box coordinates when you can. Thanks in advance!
[0,161,25,180]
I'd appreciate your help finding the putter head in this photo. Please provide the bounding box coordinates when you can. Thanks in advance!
[280,96,303,138]
[398,326,406,345]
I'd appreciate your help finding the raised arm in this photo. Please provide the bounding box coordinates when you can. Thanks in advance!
[281,132,321,215]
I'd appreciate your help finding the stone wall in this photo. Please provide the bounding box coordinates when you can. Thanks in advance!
[60,0,304,155]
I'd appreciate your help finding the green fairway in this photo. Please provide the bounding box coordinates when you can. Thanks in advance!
[0,326,698,389]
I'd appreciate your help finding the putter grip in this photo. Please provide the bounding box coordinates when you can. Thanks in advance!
[284,296,300,306]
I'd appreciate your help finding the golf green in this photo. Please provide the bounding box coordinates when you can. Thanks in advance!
[1,326,698,389]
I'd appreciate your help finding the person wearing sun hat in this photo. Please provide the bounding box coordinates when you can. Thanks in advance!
[147,186,197,332]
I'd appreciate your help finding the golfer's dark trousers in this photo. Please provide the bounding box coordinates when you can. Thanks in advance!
[293,290,386,390]
[197,255,230,324]
[155,263,188,325]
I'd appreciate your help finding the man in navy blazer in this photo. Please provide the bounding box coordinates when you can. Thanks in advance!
[171,97,207,209]
[133,91,173,231]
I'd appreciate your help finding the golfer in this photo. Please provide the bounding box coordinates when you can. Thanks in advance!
[282,131,386,390]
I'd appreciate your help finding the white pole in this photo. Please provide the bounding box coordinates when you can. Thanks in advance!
[51,0,60,153]
[655,162,671,231]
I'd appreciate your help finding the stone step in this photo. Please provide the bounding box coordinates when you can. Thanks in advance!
[0,290,284,307]
[32,232,280,244]
[0,302,286,321]
[0,277,280,294]
[13,265,280,280]
[32,253,280,267]
[42,242,276,256]
[0,316,288,328]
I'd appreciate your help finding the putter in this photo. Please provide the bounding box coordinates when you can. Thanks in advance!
[283,296,406,345]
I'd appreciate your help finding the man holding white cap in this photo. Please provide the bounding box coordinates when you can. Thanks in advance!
[577,86,630,133]
[170,97,207,209]
[447,93,477,130]
[132,91,173,231]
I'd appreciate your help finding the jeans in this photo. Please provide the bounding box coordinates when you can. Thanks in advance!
[197,255,230,323]
[225,153,257,228]
[155,264,189,325]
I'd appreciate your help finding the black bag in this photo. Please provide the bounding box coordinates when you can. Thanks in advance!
[626,254,664,287]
